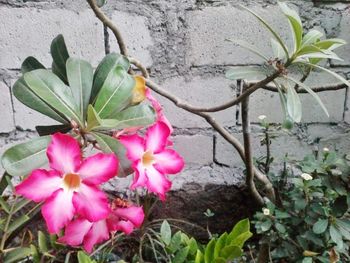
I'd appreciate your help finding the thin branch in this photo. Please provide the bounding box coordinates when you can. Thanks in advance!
[262,82,346,93]
[129,57,149,78]
[86,0,128,56]
[241,82,265,206]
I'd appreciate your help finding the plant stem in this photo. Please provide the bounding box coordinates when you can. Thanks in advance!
[0,195,18,250]
[264,128,271,174]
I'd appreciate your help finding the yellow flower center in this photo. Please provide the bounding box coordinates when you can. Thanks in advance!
[142,150,155,167]
[63,173,81,189]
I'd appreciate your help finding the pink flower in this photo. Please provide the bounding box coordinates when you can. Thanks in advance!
[59,202,145,253]
[15,133,118,234]
[119,121,184,200]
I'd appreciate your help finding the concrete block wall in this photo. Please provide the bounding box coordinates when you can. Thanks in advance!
[0,0,350,191]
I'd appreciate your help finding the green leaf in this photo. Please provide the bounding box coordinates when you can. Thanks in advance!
[66,58,94,120]
[330,225,343,249]
[313,219,328,234]
[173,247,189,263]
[214,233,227,258]
[285,75,329,117]
[240,5,289,59]
[0,173,9,195]
[220,245,242,260]
[226,39,269,61]
[227,219,250,244]
[230,232,253,248]
[38,230,49,253]
[195,250,203,263]
[77,251,95,263]
[51,34,69,83]
[21,56,45,74]
[301,30,323,47]
[13,198,31,214]
[24,69,83,126]
[302,257,313,263]
[335,219,350,240]
[275,210,290,219]
[204,238,216,263]
[13,77,68,123]
[92,132,132,177]
[35,124,71,136]
[275,223,286,233]
[3,247,32,263]
[214,258,226,263]
[271,38,286,59]
[286,84,302,122]
[188,238,198,255]
[314,38,346,51]
[7,214,30,233]
[30,244,40,263]
[260,220,272,231]
[94,66,135,118]
[103,104,156,130]
[278,2,303,51]
[0,196,10,213]
[1,136,51,176]
[169,231,182,252]
[225,66,266,81]
[160,220,171,246]
[91,53,130,103]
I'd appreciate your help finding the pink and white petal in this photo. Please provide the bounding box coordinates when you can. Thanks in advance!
[78,153,118,185]
[15,169,62,202]
[146,89,162,113]
[58,218,92,246]
[159,114,173,134]
[154,149,184,174]
[73,183,110,222]
[119,134,145,162]
[47,133,81,174]
[130,161,148,189]
[145,166,171,201]
[112,220,135,235]
[83,220,109,253]
[145,122,171,154]
[41,189,75,234]
[113,206,145,228]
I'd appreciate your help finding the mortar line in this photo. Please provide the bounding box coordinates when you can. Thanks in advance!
[343,87,348,121]
[3,80,16,132]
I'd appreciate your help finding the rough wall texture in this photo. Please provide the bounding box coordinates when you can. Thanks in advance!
[0,0,350,226]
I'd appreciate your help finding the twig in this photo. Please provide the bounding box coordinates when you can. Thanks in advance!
[241,82,264,206]
[264,128,271,174]
[129,57,149,78]
[86,0,128,56]
[262,82,346,93]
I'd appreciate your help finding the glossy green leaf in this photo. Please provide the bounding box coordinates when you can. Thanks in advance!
[1,136,50,176]
[77,251,96,263]
[278,2,303,51]
[3,247,32,263]
[314,38,346,51]
[275,222,287,233]
[94,65,135,118]
[0,196,10,213]
[35,124,71,136]
[286,84,302,122]
[188,238,198,255]
[225,66,266,81]
[240,5,289,59]
[301,30,323,47]
[160,220,171,246]
[330,225,343,249]
[8,214,30,233]
[51,34,69,83]
[24,69,82,126]
[66,58,94,120]
[13,77,67,123]
[226,39,269,61]
[173,247,189,263]
[30,244,40,263]
[227,219,250,244]
[195,250,203,263]
[21,56,45,74]
[92,132,132,177]
[0,173,9,195]
[313,219,328,234]
[230,231,253,248]
[220,245,242,260]
[335,219,350,240]
[204,238,216,263]
[271,38,286,59]
[214,233,227,258]
[214,258,226,263]
[91,53,130,103]
[286,76,329,117]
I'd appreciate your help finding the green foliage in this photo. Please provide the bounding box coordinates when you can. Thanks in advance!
[226,1,349,127]
[253,150,350,262]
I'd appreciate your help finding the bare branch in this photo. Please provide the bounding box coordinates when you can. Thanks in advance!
[262,82,347,93]
[86,0,128,56]
[129,57,150,78]
[241,82,265,206]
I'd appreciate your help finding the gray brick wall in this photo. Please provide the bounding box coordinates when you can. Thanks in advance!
[0,0,349,190]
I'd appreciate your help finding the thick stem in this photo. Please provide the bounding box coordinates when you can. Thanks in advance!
[86,0,128,56]
[241,83,265,206]
[264,129,271,174]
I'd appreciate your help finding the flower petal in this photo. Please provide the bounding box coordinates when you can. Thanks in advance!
[111,220,135,235]
[145,166,171,201]
[78,153,118,185]
[119,134,145,162]
[130,161,147,189]
[47,133,81,174]
[113,206,145,227]
[83,220,109,253]
[145,121,170,153]
[41,189,75,234]
[15,169,62,202]
[73,183,110,222]
[154,149,184,174]
[58,218,92,246]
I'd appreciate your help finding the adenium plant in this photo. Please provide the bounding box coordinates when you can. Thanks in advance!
[1,34,184,253]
